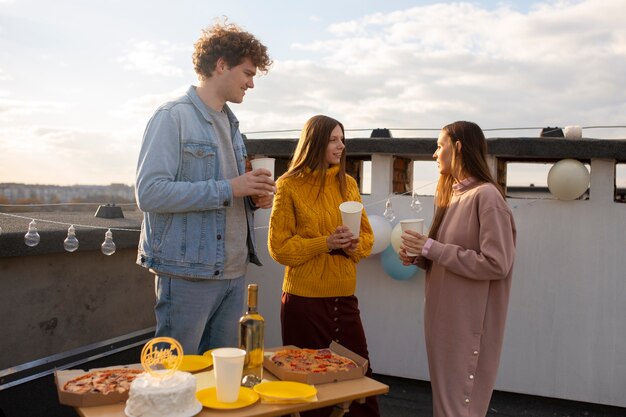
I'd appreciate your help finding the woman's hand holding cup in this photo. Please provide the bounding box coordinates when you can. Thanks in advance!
[327,225,355,250]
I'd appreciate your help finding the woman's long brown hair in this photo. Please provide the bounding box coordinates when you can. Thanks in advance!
[281,115,347,199]
[428,121,504,243]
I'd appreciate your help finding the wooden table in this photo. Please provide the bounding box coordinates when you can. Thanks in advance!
[75,370,389,417]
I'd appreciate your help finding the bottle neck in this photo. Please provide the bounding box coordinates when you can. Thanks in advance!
[247,285,258,313]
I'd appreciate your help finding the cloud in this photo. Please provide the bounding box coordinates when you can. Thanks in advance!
[243,0,626,139]
[117,41,188,77]
[4,0,626,186]
[0,67,10,80]
[0,95,68,122]
[0,125,139,185]
[113,86,188,121]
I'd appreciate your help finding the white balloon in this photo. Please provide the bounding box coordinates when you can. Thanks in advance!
[390,223,403,254]
[368,215,392,255]
[390,221,430,254]
[547,159,590,200]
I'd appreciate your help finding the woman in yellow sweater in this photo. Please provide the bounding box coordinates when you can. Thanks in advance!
[268,115,380,417]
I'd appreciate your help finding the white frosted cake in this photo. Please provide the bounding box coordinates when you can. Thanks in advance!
[125,371,201,417]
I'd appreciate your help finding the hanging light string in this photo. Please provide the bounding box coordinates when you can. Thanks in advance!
[363,180,437,210]
[1,179,439,231]
[1,180,544,247]
[0,211,136,255]
[0,211,139,232]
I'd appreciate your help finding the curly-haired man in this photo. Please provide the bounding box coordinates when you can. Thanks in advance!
[135,21,274,355]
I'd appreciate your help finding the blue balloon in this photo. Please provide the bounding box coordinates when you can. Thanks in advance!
[381,245,418,280]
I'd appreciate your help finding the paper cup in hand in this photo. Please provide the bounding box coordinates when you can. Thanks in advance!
[211,348,246,403]
[339,201,363,238]
[400,218,424,256]
[250,157,275,179]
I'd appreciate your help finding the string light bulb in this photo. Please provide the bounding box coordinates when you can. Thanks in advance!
[383,198,396,222]
[63,225,79,252]
[101,229,116,256]
[410,191,423,214]
[24,219,41,247]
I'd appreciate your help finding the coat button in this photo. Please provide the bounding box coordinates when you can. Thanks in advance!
[334,307,338,311]
[464,398,470,404]
[469,374,474,380]
[335,328,339,332]
[223,200,229,206]
[217,234,222,240]
[214,271,220,276]
[333,317,338,322]
[473,350,479,355]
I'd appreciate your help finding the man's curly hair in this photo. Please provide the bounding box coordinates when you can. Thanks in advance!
[193,21,272,79]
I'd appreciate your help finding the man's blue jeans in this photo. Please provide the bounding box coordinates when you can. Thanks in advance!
[154,274,245,355]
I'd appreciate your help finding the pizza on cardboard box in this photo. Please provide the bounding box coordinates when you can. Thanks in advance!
[264,341,368,385]
[55,364,144,407]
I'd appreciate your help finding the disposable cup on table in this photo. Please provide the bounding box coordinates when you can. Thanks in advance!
[400,219,424,256]
[211,347,246,403]
[339,201,363,238]
[250,158,275,179]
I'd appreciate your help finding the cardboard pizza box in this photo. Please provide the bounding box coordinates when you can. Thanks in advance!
[263,341,369,385]
[55,364,143,407]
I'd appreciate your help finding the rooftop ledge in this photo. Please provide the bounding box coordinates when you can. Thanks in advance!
[244,136,626,160]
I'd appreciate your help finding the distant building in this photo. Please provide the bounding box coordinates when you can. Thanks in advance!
[0,183,136,208]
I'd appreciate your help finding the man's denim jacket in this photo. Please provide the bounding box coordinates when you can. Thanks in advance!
[135,86,261,279]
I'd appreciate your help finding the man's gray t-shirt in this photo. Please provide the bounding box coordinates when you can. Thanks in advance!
[207,106,248,279]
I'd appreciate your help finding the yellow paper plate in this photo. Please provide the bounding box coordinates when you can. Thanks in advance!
[253,381,317,400]
[196,386,259,410]
[194,370,215,392]
[202,349,214,358]
[179,354,212,372]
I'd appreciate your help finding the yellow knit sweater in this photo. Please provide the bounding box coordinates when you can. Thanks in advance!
[268,165,373,297]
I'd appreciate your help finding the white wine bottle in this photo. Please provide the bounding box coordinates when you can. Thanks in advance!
[239,283,264,387]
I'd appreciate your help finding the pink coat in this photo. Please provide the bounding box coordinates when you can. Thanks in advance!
[424,181,516,417]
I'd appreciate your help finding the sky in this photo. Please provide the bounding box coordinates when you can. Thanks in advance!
[0,0,625,186]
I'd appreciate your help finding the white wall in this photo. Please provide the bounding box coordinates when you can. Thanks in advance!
[498,159,626,407]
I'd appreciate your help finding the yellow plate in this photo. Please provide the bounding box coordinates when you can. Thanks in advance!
[196,386,259,410]
[202,349,214,358]
[179,355,212,372]
[253,381,317,400]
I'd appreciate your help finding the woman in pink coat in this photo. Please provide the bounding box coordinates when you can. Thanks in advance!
[400,121,516,417]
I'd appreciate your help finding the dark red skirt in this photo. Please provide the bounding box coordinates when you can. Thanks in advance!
[281,292,381,417]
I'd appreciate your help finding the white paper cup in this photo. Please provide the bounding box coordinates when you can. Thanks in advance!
[250,157,275,179]
[211,347,246,403]
[339,201,363,238]
[400,218,424,256]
